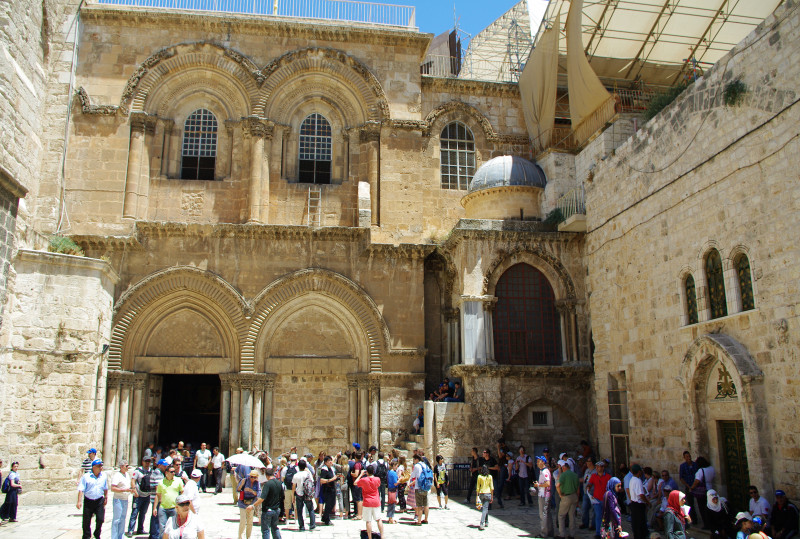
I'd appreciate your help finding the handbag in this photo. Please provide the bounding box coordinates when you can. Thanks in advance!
[690,469,707,498]
[388,489,397,504]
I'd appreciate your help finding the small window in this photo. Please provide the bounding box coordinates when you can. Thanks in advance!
[735,254,754,311]
[528,406,553,428]
[181,109,217,180]
[705,249,727,320]
[440,121,476,190]
[299,113,332,184]
[685,274,698,325]
[531,411,548,426]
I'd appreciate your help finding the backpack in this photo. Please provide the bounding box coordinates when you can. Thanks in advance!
[137,467,152,493]
[302,472,315,498]
[225,460,232,474]
[284,465,297,489]
[1,476,9,493]
[375,461,388,483]
[417,462,434,491]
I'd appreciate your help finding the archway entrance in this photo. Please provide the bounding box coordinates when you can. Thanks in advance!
[158,374,220,449]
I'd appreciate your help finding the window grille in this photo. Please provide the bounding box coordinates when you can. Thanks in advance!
[685,274,698,324]
[735,254,754,311]
[531,411,549,426]
[440,122,475,190]
[299,113,332,184]
[181,108,217,181]
[705,249,727,319]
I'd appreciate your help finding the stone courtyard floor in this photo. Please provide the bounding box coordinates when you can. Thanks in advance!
[0,489,616,539]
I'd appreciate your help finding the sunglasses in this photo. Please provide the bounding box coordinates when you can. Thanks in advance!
[166,470,175,474]
[177,501,191,507]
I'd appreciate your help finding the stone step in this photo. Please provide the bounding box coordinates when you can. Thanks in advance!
[407,434,425,444]
[400,440,418,451]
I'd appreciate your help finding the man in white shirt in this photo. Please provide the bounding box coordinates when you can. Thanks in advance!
[211,447,225,494]
[749,486,771,519]
[533,456,553,538]
[193,442,212,493]
[629,464,648,539]
[110,460,133,539]
[182,469,201,514]
[292,460,316,531]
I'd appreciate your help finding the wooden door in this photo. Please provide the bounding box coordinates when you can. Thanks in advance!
[719,420,749,512]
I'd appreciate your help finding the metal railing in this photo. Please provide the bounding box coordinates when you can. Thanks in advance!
[556,185,586,221]
[615,88,657,113]
[96,0,417,28]
[420,55,461,78]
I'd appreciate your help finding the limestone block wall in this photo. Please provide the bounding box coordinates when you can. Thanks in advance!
[0,250,117,503]
[0,187,20,328]
[539,150,577,215]
[585,1,800,496]
[379,374,425,449]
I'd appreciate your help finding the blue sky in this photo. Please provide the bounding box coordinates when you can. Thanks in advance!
[411,1,532,38]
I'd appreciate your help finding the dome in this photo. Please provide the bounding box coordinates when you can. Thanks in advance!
[468,155,547,193]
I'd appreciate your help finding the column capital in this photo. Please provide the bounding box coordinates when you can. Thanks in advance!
[367,374,381,391]
[219,373,239,390]
[444,308,460,321]
[107,370,138,388]
[237,373,276,390]
[130,112,157,135]
[242,116,274,140]
[132,373,147,390]
[555,298,577,314]
[359,121,381,143]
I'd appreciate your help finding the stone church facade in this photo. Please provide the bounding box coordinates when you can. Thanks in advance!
[0,0,797,506]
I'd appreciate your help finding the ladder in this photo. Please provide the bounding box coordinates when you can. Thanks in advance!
[306,185,322,227]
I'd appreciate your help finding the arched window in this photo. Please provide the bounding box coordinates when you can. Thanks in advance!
[705,249,727,319]
[684,274,698,325]
[181,108,218,180]
[493,263,561,365]
[299,113,332,184]
[735,253,754,311]
[440,121,475,190]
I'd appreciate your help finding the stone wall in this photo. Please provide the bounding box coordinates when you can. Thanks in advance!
[0,185,20,328]
[0,250,117,504]
[585,1,800,498]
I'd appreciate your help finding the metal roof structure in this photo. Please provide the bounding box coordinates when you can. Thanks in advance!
[533,0,784,86]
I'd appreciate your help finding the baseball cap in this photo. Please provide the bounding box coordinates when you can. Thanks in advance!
[353,442,361,450]
[176,493,192,505]
[557,459,566,467]
[776,490,786,497]
[595,460,606,467]
[543,448,550,452]
[290,453,298,461]
[87,448,97,454]
[191,469,202,478]
[142,455,152,461]
[91,459,103,466]
[157,459,168,466]
[535,456,547,463]
[119,459,128,467]
[559,453,567,459]
[735,512,752,523]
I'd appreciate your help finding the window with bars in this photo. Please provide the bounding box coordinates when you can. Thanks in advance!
[705,249,727,319]
[735,254,755,311]
[440,121,476,190]
[492,263,561,365]
[685,274,699,325]
[181,109,217,181]
[299,113,332,184]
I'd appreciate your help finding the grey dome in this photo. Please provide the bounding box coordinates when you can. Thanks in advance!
[468,155,547,193]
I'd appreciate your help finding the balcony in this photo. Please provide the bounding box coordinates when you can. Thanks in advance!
[95,0,417,29]
[556,185,586,232]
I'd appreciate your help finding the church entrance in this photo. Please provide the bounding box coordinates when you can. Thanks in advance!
[158,374,221,449]
[719,420,749,512]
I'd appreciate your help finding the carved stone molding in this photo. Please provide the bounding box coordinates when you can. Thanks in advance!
[237,373,274,390]
[119,47,178,113]
[347,376,360,390]
[219,373,238,390]
[450,363,593,382]
[359,121,381,143]
[483,245,577,300]
[130,112,158,135]
[241,116,274,139]
[75,87,119,115]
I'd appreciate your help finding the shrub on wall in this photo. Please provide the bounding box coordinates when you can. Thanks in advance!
[642,83,689,123]
[48,235,84,256]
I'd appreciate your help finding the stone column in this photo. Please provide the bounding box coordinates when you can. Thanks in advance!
[230,382,241,454]
[240,386,252,450]
[483,299,497,364]
[368,376,380,448]
[123,117,146,219]
[219,375,233,455]
[361,123,381,225]
[570,309,579,362]
[556,303,569,363]
[358,378,369,447]
[244,118,273,224]
[252,387,263,451]
[262,376,276,453]
[129,375,146,464]
[117,378,132,464]
[347,376,358,445]
[159,120,174,177]
[103,375,121,464]
[444,308,460,368]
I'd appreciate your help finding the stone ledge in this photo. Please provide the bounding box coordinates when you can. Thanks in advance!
[15,249,120,284]
[449,363,594,380]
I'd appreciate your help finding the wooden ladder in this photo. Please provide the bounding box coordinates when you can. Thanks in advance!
[306,185,322,227]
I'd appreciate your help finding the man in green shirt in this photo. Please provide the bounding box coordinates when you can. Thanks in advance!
[556,460,580,539]
[154,465,183,536]
[251,466,282,539]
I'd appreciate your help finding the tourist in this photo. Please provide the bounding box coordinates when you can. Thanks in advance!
[444,381,465,402]
[128,455,153,537]
[349,452,364,520]
[281,454,298,522]
[749,487,771,520]
[413,407,424,434]
[663,490,688,539]
[534,455,553,537]
[0,461,21,522]
[110,459,133,539]
[238,469,261,539]
[434,454,449,509]
[476,464,494,530]
[386,459,399,523]
[480,448,499,509]
[691,456,715,529]
[355,464,384,537]
[193,443,211,493]
[335,452,350,519]
[292,459,316,531]
[148,459,167,539]
[143,443,154,460]
[735,512,753,539]
[233,448,248,505]
[154,465,183,537]
[589,460,612,538]
[495,445,508,508]
[396,455,409,513]
[162,492,205,539]
[250,465,281,539]
[630,464,649,539]
[603,477,624,539]
[318,455,338,525]
[581,459,597,530]
[82,448,97,476]
[552,456,562,518]
[183,469,201,513]
[410,453,431,525]
[173,454,189,484]
[211,447,225,494]
[644,467,659,526]
[557,458,580,539]
[516,445,534,506]
[706,489,733,539]
[313,451,326,516]
[767,490,799,539]
[77,459,109,539]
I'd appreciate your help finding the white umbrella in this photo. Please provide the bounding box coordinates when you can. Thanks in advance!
[226,453,264,469]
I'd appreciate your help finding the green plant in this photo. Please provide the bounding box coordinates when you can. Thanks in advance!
[642,83,688,122]
[543,207,564,226]
[723,79,748,107]
[48,235,84,256]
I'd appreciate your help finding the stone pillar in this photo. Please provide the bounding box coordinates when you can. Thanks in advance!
[570,310,579,362]
[459,296,495,365]
[252,387,263,451]
[358,378,369,447]
[219,376,233,455]
[557,303,569,363]
[262,376,276,453]
[361,123,381,225]
[123,118,146,219]
[117,379,132,464]
[483,299,497,364]
[129,375,146,464]
[347,376,358,445]
[368,376,380,448]
[240,386,252,450]
[445,308,460,367]
[159,120,174,177]
[244,118,273,224]
[103,375,120,464]
[230,381,241,455]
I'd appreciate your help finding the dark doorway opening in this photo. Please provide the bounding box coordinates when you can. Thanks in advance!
[158,374,220,450]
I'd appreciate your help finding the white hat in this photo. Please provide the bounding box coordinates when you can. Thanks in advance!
[191,469,202,478]
[559,452,568,459]
[176,492,192,504]
[557,459,566,467]
[290,453,298,461]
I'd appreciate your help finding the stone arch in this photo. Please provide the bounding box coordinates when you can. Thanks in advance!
[258,48,389,122]
[425,101,496,142]
[484,246,577,300]
[120,42,262,115]
[680,333,771,493]
[503,395,587,452]
[109,266,249,372]
[244,268,390,373]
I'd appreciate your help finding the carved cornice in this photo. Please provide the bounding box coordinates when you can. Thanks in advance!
[75,87,119,115]
[130,112,158,134]
[460,185,543,208]
[363,243,434,260]
[449,363,593,381]
[219,373,238,390]
[421,77,520,98]
[135,221,370,243]
[236,373,275,389]
[223,48,266,85]
[385,119,426,132]
[119,47,177,114]
[107,369,139,388]
[71,235,144,253]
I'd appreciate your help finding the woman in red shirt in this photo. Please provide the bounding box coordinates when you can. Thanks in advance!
[355,465,384,539]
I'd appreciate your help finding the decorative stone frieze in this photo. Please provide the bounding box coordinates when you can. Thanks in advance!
[75,87,119,115]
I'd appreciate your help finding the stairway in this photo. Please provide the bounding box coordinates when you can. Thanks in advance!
[395,433,424,458]
[306,185,321,227]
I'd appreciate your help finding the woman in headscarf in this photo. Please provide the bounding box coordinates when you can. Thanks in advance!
[706,489,733,539]
[603,477,624,539]
[664,490,688,539]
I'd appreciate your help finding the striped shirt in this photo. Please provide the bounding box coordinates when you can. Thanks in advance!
[81,458,93,474]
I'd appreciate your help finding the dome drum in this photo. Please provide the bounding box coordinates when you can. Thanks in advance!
[462,155,547,220]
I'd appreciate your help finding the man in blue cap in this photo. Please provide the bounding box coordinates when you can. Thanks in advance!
[77,459,108,539]
[768,489,799,539]
[81,448,97,476]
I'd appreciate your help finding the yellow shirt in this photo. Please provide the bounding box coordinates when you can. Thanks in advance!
[477,474,494,494]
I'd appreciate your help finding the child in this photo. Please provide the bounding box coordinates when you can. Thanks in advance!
[386,459,399,524]
[434,455,449,509]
